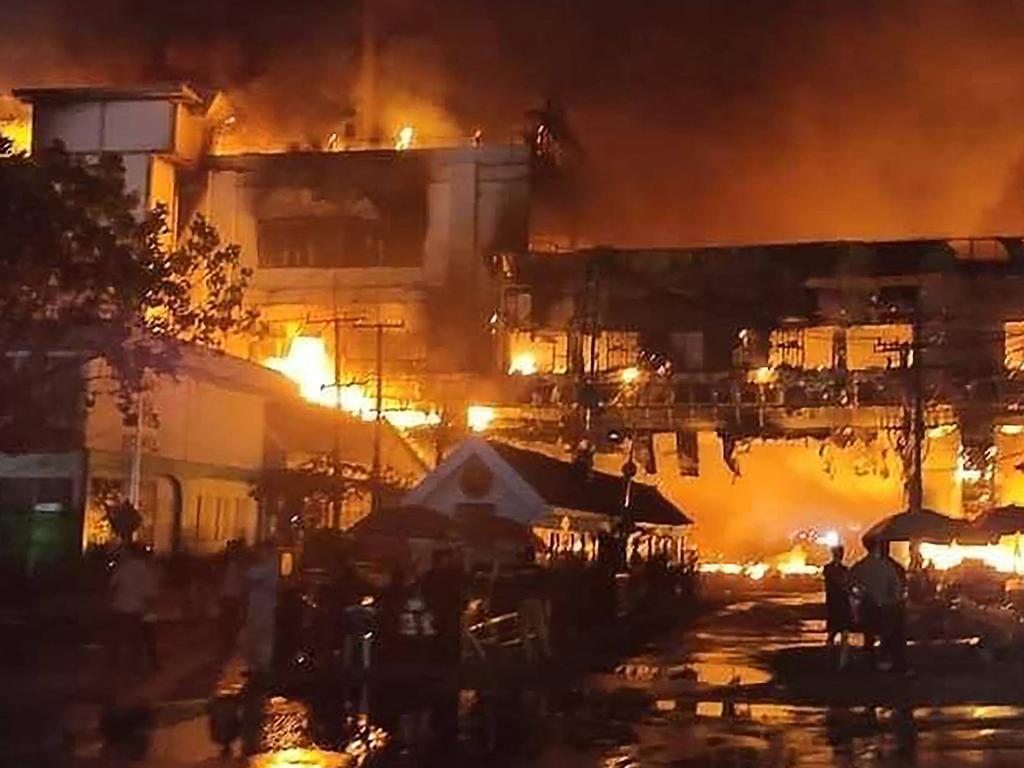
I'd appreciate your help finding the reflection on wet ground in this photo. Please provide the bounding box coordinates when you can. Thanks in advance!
[70,590,1024,766]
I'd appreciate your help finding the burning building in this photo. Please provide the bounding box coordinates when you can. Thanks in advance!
[11,83,1024,566]
[9,84,532,436]
[487,241,1024,559]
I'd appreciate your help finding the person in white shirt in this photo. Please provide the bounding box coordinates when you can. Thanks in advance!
[109,543,160,673]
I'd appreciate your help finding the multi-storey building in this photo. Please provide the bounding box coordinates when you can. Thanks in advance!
[489,241,1024,553]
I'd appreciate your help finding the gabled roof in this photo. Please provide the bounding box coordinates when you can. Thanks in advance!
[402,438,548,523]
[488,441,691,527]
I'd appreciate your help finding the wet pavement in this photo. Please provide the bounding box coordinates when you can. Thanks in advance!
[57,588,1024,766]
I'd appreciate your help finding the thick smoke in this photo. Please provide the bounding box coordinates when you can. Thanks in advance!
[4,0,1024,245]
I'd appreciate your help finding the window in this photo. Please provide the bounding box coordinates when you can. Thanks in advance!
[235,498,247,539]
[258,216,420,268]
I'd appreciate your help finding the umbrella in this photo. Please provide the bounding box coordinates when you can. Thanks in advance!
[968,505,1024,542]
[349,505,459,541]
[457,514,541,556]
[862,508,965,546]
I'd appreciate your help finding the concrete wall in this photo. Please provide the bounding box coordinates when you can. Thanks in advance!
[199,146,529,377]
[82,359,269,554]
[32,100,175,155]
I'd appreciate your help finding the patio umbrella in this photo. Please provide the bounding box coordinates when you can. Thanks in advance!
[968,505,1024,542]
[457,514,542,563]
[349,505,460,541]
[861,508,965,546]
[349,505,460,572]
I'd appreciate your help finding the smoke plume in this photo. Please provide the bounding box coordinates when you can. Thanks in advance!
[4,0,1024,246]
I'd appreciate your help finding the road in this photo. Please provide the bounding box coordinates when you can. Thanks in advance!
[60,587,1024,766]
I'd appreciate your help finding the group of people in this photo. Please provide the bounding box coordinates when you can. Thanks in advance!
[107,539,281,680]
[377,547,553,667]
[823,538,908,673]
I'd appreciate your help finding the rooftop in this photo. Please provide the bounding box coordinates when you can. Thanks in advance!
[12,84,207,108]
[488,440,690,527]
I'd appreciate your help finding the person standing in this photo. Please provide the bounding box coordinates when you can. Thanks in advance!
[109,542,160,674]
[421,549,464,664]
[244,540,279,677]
[515,547,552,663]
[822,545,851,670]
[851,538,906,672]
[218,541,245,657]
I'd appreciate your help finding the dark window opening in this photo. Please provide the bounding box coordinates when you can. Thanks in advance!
[258,216,421,268]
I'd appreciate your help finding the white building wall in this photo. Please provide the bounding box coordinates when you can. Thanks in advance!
[84,367,266,471]
[32,100,175,154]
[32,102,103,153]
[100,101,174,152]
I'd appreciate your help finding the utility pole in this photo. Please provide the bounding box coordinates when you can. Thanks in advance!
[877,296,926,512]
[909,301,926,514]
[307,312,364,527]
[356,318,404,513]
[129,391,145,508]
[332,315,344,528]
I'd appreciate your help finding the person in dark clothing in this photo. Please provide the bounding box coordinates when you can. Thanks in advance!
[379,566,409,661]
[852,538,907,673]
[514,547,552,662]
[218,542,245,658]
[420,549,465,664]
[823,545,851,670]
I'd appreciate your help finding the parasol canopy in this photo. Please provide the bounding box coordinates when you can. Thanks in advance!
[457,514,543,563]
[862,508,965,546]
[349,505,460,541]
[967,505,1024,542]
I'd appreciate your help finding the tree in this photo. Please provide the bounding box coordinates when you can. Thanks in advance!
[0,135,260,450]
[105,498,143,544]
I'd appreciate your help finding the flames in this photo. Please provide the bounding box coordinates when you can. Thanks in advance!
[918,536,1024,574]
[0,94,30,154]
[264,335,439,428]
[508,351,538,375]
[700,535,832,580]
[394,125,414,151]
[700,531,1024,579]
[467,405,495,433]
[773,544,821,576]
[699,545,821,580]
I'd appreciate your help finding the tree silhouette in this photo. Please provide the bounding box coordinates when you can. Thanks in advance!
[0,136,260,449]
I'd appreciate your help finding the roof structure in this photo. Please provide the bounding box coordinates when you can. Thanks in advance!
[487,441,691,527]
[13,84,206,107]
[402,438,548,524]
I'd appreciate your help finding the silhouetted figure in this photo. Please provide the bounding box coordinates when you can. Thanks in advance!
[421,549,464,664]
[823,545,851,670]
[851,539,906,672]
[515,547,552,663]
[244,541,278,676]
[218,541,245,657]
